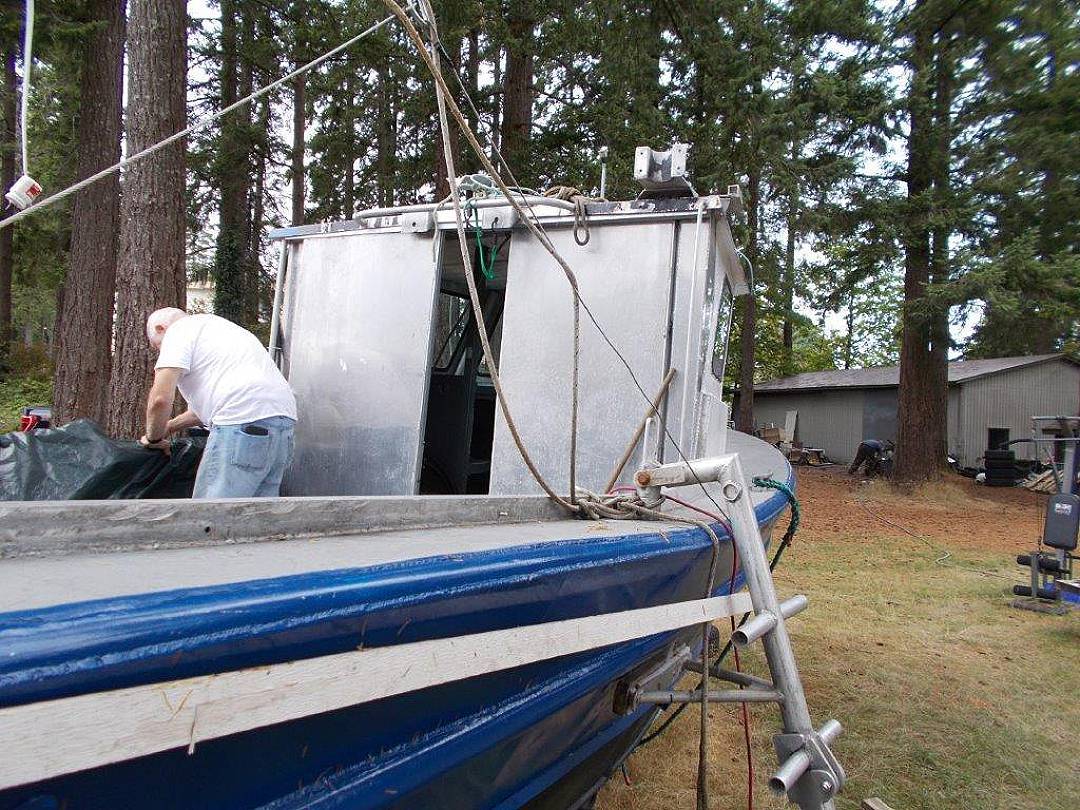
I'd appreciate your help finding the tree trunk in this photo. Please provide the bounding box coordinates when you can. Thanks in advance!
[106,0,186,438]
[735,161,760,433]
[52,0,125,425]
[844,290,855,370]
[500,0,534,182]
[0,48,14,373]
[894,4,947,482]
[290,3,305,227]
[782,194,796,374]
[433,40,463,201]
[290,72,305,226]
[375,62,395,208]
[343,74,356,218]
[212,0,251,324]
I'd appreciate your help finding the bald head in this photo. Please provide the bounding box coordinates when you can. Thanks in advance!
[146,307,188,349]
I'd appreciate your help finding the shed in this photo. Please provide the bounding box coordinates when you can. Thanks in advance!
[752,354,1080,467]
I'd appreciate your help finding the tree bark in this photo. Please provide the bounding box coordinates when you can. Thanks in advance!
[0,48,14,373]
[375,63,395,208]
[52,0,125,425]
[500,0,534,182]
[735,161,760,433]
[894,4,948,482]
[290,2,306,227]
[212,0,251,324]
[782,194,796,373]
[106,0,186,438]
[433,40,463,201]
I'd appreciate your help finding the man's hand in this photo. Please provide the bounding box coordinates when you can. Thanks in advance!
[139,435,172,456]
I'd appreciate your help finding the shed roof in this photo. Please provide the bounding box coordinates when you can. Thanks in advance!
[755,354,1076,394]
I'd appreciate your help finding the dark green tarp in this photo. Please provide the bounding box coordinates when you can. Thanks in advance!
[0,419,204,501]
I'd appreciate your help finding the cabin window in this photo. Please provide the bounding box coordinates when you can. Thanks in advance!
[713,279,734,385]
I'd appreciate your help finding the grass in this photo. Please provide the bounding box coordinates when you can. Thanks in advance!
[0,375,52,432]
[597,471,1080,810]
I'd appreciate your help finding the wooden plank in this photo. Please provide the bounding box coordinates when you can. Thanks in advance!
[0,592,752,790]
[783,410,798,444]
[862,799,897,810]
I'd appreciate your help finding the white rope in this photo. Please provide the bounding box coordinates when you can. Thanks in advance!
[19,0,33,174]
[0,13,396,231]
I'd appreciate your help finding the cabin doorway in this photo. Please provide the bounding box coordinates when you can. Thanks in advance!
[419,230,511,494]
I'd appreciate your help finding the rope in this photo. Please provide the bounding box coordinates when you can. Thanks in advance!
[387,0,583,509]
[752,477,800,537]
[543,185,600,246]
[417,0,576,512]
[0,14,396,231]
[423,8,730,524]
[19,0,33,176]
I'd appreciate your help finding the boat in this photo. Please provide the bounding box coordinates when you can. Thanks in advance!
[0,164,827,809]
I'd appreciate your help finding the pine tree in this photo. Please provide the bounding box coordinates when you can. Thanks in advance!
[52,0,125,426]
[107,0,187,438]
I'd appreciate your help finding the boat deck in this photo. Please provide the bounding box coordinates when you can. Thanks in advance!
[0,433,788,613]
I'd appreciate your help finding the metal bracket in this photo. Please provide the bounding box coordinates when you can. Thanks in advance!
[772,721,846,806]
[612,644,693,715]
[634,143,696,199]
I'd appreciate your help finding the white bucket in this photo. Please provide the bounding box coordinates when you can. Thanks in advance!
[5,174,42,210]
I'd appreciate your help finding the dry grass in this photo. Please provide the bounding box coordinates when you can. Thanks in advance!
[597,469,1080,810]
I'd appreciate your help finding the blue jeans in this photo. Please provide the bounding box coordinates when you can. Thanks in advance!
[193,416,296,498]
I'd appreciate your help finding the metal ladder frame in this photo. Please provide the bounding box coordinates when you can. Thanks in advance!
[629,452,845,809]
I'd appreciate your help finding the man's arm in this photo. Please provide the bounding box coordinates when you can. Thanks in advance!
[141,367,182,448]
[166,410,203,435]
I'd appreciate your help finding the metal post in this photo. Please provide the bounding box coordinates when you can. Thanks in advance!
[1063,443,1077,496]
[267,243,289,364]
[720,454,840,810]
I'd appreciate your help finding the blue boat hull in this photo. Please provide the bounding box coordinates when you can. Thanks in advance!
[0,485,790,810]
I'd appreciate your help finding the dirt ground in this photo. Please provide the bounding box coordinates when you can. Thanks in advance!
[797,465,1046,553]
[597,466,1079,810]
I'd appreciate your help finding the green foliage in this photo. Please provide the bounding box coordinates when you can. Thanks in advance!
[4,0,1077,426]
[0,360,53,433]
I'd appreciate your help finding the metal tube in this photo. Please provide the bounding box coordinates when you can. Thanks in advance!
[769,722,841,797]
[780,594,808,619]
[710,667,776,691]
[634,455,728,489]
[603,368,677,493]
[267,243,289,363]
[818,718,842,746]
[269,195,576,238]
[732,610,777,648]
[722,454,816,733]
[676,200,706,452]
[770,750,812,795]
[1063,444,1077,495]
[637,689,784,705]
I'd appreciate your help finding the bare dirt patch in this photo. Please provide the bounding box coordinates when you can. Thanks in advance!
[797,466,1046,552]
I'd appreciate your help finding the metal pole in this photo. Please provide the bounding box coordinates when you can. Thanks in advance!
[267,243,289,363]
[722,455,813,732]
[603,367,677,493]
[1063,443,1078,496]
[721,454,837,810]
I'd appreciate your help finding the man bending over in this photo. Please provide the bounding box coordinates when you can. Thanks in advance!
[140,307,298,498]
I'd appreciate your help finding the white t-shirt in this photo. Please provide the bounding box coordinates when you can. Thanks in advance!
[155,314,298,426]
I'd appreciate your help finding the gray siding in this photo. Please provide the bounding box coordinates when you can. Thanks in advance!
[754,390,866,462]
[953,359,1080,467]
